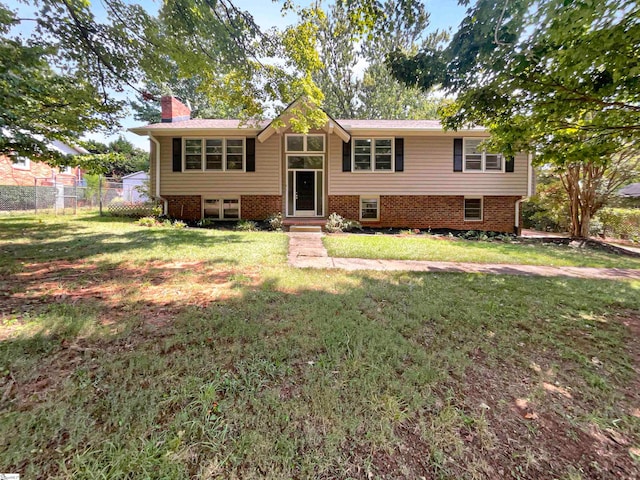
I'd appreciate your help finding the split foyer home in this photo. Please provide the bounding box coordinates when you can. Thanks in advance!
[130,96,534,233]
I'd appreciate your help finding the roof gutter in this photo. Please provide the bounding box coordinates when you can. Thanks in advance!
[148,133,168,215]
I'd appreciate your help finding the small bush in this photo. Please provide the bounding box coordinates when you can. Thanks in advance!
[460,230,517,242]
[597,208,640,241]
[325,213,362,233]
[197,218,215,228]
[267,212,284,231]
[235,220,259,232]
[137,216,159,227]
[172,220,187,229]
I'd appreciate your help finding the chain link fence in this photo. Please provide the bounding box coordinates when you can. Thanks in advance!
[0,177,147,215]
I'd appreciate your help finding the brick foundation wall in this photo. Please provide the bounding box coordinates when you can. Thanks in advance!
[165,195,201,221]
[328,195,522,233]
[241,195,283,220]
[327,195,360,221]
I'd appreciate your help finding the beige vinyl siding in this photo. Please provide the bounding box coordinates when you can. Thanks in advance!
[154,134,281,196]
[328,134,529,196]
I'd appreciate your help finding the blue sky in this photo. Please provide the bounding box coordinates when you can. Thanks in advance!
[55,0,467,150]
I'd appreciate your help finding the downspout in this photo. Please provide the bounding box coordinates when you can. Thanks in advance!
[514,152,534,235]
[148,133,168,215]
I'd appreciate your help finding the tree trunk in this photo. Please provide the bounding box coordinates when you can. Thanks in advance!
[579,209,591,238]
[558,151,639,238]
[561,163,598,238]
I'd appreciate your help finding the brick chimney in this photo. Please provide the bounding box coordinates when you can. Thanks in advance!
[160,96,191,123]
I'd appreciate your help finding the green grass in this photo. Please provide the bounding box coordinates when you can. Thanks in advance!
[1,214,640,479]
[324,233,640,269]
[0,213,287,275]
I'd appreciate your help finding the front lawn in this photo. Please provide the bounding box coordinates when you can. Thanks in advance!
[1,214,639,479]
[0,213,288,276]
[324,233,640,269]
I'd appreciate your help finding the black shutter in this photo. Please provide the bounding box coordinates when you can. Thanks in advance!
[453,138,463,172]
[246,138,256,172]
[342,140,352,172]
[172,138,182,172]
[394,138,404,172]
[505,155,515,172]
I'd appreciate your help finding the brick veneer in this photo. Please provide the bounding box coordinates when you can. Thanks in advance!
[160,96,191,122]
[328,195,522,233]
[327,195,360,221]
[164,194,283,221]
[165,195,202,221]
[0,155,79,186]
[241,195,283,220]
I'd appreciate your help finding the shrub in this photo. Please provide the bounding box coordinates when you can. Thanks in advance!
[171,220,187,229]
[197,218,215,228]
[325,213,361,233]
[137,216,159,227]
[235,220,259,232]
[597,208,640,241]
[266,212,284,231]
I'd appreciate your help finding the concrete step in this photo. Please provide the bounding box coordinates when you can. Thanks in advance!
[289,225,323,233]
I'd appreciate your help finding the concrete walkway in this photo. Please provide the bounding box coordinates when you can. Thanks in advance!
[287,232,640,280]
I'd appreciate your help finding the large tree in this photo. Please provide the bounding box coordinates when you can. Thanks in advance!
[0,5,121,163]
[389,0,640,237]
[79,137,149,177]
[130,69,244,124]
[1,0,337,166]
[314,0,446,119]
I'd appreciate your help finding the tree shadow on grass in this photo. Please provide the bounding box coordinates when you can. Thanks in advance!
[0,218,90,240]
[0,228,250,275]
[0,269,638,479]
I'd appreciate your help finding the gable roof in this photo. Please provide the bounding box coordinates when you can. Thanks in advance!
[130,119,268,134]
[337,119,442,129]
[256,99,351,143]
[122,170,149,180]
[129,105,487,137]
[48,140,90,156]
[619,182,640,197]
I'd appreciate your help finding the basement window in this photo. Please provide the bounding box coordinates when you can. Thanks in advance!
[360,196,380,221]
[203,198,241,220]
[464,197,483,221]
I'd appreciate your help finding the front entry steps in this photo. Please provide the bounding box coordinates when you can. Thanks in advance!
[283,217,326,232]
[289,225,322,233]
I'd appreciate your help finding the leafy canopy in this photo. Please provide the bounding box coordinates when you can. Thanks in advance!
[315,0,448,119]
[388,0,640,161]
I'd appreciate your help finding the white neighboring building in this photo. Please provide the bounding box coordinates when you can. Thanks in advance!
[122,171,149,203]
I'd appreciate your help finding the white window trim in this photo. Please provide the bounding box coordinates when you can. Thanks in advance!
[359,195,380,222]
[352,137,395,173]
[183,137,246,173]
[59,165,73,175]
[463,138,504,173]
[202,197,242,220]
[12,156,30,170]
[285,134,325,153]
[464,196,483,222]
